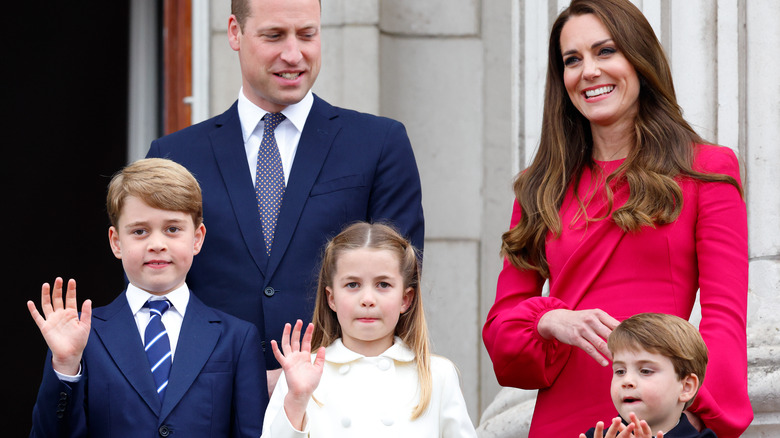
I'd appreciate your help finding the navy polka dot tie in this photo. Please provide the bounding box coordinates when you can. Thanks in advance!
[255,112,286,255]
[144,299,172,400]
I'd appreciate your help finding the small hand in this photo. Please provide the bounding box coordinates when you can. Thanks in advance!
[27,278,92,375]
[626,412,664,438]
[580,417,630,438]
[537,308,619,366]
[271,320,326,430]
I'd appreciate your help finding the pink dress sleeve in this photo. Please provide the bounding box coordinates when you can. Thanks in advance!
[481,200,574,389]
[688,145,752,437]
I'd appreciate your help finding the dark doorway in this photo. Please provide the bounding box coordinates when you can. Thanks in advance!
[7,2,131,434]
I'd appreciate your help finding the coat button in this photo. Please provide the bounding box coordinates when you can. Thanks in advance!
[377,358,391,371]
[263,287,275,297]
[341,416,351,428]
[158,425,171,437]
[382,417,395,426]
[338,364,350,374]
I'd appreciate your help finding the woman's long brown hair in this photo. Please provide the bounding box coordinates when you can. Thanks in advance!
[502,0,742,277]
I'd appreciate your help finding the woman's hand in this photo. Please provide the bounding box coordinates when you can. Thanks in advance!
[271,320,326,431]
[537,308,619,366]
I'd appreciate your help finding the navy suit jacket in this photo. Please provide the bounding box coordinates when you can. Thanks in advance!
[147,95,424,367]
[30,292,267,438]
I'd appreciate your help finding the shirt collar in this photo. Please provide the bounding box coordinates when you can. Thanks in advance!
[236,88,313,142]
[125,282,190,317]
[324,337,416,364]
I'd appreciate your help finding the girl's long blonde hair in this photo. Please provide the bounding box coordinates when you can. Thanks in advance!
[311,222,432,419]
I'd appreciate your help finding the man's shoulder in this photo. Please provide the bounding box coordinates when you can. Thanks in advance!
[312,94,403,128]
[153,103,239,145]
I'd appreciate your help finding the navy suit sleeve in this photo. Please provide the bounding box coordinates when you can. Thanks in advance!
[231,324,268,437]
[368,120,425,251]
[30,351,88,438]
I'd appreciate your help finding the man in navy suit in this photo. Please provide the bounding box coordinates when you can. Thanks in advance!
[28,158,266,437]
[147,0,424,394]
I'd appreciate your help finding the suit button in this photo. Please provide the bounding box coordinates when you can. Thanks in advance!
[264,287,275,297]
[158,425,171,437]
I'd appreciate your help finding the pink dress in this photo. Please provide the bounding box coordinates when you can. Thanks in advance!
[482,144,752,437]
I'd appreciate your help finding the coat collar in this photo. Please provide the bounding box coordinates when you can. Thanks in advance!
[324,337,416,364]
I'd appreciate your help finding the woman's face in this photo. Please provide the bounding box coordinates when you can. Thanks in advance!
[560,13,640,130]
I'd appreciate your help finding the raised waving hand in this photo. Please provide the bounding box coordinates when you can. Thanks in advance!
[27,277,92,376]
[271,320,326,431]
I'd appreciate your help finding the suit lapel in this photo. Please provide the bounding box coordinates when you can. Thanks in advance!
[159,295,222,420]
[92,294,162,415]
[266,95,341,279]
[210,103,270,276]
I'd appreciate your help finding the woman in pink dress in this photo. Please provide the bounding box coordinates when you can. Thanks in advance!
[482,0,752,436]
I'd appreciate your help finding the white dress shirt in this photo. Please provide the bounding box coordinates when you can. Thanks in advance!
[237,88,314,185]
[262,338,477,438]
[125,282,189,360]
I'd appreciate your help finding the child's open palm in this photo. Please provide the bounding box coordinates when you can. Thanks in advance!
[580,414,664,438]
[271,320,326,430]
[27,277,92,376]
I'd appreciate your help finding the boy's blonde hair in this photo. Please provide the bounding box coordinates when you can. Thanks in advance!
[608,313,708,409]
[311,222,432,419]
[106,158,203,227]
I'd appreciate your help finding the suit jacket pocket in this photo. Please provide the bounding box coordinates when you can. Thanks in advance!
[310,174,365,197]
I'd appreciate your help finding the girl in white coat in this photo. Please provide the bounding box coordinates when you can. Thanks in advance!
[261,222,477,438]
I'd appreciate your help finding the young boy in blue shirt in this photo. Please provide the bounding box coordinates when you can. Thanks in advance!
[28,158,267,437]
[581,313,716,438]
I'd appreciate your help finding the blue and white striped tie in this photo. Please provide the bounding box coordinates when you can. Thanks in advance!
[144,299,172,400]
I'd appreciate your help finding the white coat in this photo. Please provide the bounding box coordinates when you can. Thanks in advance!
[261,337,477,438]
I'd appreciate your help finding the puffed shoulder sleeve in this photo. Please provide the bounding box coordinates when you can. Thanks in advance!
[689,145,752,437]
[482,200,573,389]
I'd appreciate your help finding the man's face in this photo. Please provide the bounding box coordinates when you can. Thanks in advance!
[228,0,322,112]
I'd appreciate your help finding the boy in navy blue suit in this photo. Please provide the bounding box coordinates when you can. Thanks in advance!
[28,158,267,437]
[581,313,716,438]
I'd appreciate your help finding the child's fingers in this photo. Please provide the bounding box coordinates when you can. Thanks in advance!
[300,323,315,353]
[40,282,52,318]
[313,346,326,370]
[27,300,46,329]
[51,277,64,311]
[280,322,292,354]
[271,340,285,364]
[637,419,652,437]
[616,422,635,438]
[64,279,78,310]
[291,319,303,352]
[80,299,92,327]
[605,417,622,438]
